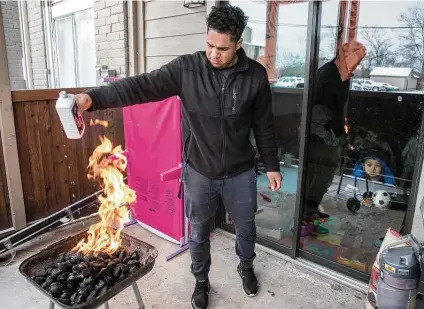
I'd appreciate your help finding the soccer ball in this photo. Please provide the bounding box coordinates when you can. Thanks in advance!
[372,190,391,209]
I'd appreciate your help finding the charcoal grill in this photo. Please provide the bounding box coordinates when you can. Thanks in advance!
[19,230,158,309]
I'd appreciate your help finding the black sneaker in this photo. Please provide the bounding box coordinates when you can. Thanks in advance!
[191,279,210,309]
[237,264,259,297]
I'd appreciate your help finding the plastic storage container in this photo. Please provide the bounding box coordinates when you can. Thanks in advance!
[55,91,85,139]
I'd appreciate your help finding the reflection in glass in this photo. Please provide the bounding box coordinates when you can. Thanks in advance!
[301,0,424,275]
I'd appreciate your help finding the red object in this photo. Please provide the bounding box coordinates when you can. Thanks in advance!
[259,193,272,203]
[123,96,185,244]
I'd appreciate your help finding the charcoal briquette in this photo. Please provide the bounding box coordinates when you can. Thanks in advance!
[66,282,77,292]
[119,250,126,261]
[113,257,122,264]
[45,276,56,285]
[57,272,70,283]
[70,255,81,264]
[97,252,110,260]
[129,266,138,273]
[104,275,114,286]
[41,282,48,289]
[34,276,45,285]
[113,266,122,279]
[61,291,71,299]
[81,277,95,288]
[107,261,118,269]
[79,287,90,299]
[118,272,125,281]
[59,297,71,305]
[67,273,79,283]
[96,280,106,290]
[49,283,64,296]
[98,267,109,277]
[99,285,108,296]
[74,293,86,304]
[127,260,140,267]
[55,253,66,264]
[87,288,99,302]
[123,256,131,264]
[130,251,139,260]
[50,269,63,278]
[63,261,73,271]
[81,268,92,278]
[120,264,129,274]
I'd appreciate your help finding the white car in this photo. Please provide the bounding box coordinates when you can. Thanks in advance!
[351,81,364,91]
[275,77,297,88]
[355,78,384,91]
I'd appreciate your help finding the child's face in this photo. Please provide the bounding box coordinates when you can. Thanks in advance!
[364,158,382,179]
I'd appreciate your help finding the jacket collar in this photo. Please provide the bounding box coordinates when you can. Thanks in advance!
[205,47,249,72]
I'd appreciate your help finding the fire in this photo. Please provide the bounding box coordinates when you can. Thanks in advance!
[73,135,136,255]
[90,119,109,127]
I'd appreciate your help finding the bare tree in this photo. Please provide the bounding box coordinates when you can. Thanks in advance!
[399,6,424,75]
[360,27,393,73]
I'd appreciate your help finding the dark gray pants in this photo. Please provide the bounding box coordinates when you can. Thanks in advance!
[183,164,257,280]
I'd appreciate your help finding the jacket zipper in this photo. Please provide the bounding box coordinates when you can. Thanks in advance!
[221,73,236,177]
[232,89,237,114]
[221,85,225,176]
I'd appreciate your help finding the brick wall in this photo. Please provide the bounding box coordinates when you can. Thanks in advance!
[27,0,48,89]
[94,0,128,79]
[0,1,26,90]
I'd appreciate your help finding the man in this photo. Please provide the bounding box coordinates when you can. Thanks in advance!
[76,5,282,309]
[304,39,365,227]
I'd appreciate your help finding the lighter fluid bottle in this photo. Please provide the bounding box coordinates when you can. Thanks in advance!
[55,91,85,139]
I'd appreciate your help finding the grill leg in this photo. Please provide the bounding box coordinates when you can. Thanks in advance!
[48,301,54,309]
[104,302,109,309]
[132,282,145,309]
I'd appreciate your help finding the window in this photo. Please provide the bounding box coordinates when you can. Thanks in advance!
[52,8,97,87]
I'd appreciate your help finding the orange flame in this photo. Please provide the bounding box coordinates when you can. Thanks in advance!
[73,136,136,255]
[90,119,109,128]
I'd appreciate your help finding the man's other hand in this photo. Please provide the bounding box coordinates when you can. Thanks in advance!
[267,171,282,191]
[75,94,93,116]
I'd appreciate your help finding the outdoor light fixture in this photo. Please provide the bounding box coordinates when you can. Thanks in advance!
[183,0,206,8]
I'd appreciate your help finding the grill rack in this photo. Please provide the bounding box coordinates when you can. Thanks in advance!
[19,230,158,309]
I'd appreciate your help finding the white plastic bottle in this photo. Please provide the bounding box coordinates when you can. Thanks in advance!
[55,91,85,139]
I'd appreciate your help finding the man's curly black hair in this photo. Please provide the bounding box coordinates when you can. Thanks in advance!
[207,5,248,43]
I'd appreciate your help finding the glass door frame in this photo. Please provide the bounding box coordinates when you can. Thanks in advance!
[215,0,423,283]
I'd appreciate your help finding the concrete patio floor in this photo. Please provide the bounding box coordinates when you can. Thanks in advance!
[0,218,366,309]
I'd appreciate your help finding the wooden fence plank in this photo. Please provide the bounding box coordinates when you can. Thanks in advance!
[24,102,47,222]
[39,101,58,215]
[12,90,125,222]
[48,101,71,211]
[14,102,34,222]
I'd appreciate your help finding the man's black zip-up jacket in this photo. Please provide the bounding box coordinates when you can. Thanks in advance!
[85,48,280,179]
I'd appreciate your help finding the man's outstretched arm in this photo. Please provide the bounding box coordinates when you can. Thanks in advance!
[78,57,182,113]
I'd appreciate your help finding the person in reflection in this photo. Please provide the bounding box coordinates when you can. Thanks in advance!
[303,39,366,228]
[352,150,395,185]
[74,5,282,309]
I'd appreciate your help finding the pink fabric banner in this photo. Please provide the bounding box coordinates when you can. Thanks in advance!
[123,96,184,243]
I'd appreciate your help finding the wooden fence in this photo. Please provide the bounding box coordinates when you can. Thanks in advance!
[7,88,125,224]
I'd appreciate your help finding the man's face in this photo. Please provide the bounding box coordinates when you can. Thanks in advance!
[206,29,241,69]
